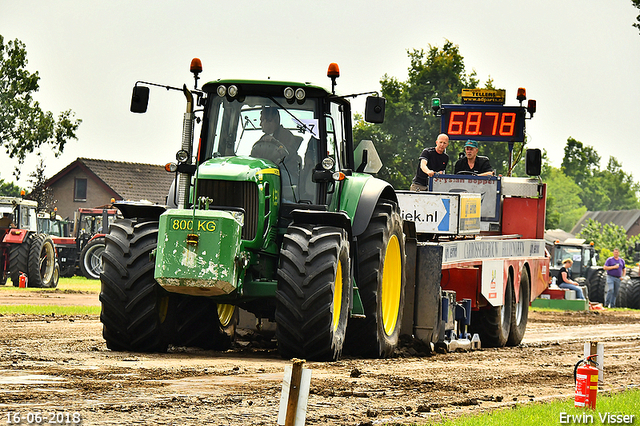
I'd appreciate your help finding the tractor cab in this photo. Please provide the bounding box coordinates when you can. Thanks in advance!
[550,238,598,280]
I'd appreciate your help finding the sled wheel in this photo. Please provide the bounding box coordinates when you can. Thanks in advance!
[507,268,530,346]
[472,273,513,348]
[276,224,350,361]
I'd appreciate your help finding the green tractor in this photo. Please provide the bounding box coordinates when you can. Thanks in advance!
[100,61,405,360]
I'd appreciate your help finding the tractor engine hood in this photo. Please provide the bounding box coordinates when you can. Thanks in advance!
[196,156,281,183]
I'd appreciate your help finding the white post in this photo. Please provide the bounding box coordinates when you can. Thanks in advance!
[584,341,604,383]
[278,359,311,426]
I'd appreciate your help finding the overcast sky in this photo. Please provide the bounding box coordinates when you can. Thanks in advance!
[2,1,639,190]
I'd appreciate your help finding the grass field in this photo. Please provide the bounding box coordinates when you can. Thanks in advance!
[436,389,639,426]
[0,304,100,315]
[0,276,101,315]
[0,276,101,294]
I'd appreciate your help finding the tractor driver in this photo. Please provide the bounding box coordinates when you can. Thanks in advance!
[251,107,303,202]
[454,139,494,176]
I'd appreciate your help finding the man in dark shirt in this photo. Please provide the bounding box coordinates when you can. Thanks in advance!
[454,139,494,176]
[410,133,449,191]
[252,107,303,202]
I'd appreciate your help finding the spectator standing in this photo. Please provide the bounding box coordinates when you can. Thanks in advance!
[603,248,626,308]
[410,134,449,191]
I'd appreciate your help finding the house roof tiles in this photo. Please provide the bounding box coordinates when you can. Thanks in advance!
[46,157,175,205]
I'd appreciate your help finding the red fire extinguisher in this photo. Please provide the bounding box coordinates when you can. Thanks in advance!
[19,272,28,288]
[574,354,599,409]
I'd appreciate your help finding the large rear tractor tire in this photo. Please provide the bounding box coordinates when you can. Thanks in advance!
[472,273,513,348]
[172,295,237,351]
[80,237,106,280]
[507,268,530,346]
[9,237,31,286]
[99,219,170,352]
[614,278,628,308]
[344,201,405,358]
[589,269,607,303]
[275,224,351,361]
[626,278,640,309]
[27,234,57,288]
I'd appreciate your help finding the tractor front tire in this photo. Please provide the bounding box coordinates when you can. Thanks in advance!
[80,237,106,280]
[507,268,530,346]
[27,234,57,288]
[100,219,170,352]
[472,273,513,348]
[344,201,405,358]
[276,224,351,361]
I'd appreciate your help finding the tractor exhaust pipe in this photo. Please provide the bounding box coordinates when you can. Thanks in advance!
[178,85,195,209]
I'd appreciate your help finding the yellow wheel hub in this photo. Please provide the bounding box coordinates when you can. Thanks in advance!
[217,304,236,327]
[332,260,343,332]
[381,235,402,336]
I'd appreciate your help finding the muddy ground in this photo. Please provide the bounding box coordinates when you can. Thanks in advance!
[0,289,639,425]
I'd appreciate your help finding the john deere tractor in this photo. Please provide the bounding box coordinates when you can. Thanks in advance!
[99,61,405,361]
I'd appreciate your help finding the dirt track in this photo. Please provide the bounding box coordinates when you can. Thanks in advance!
[0,290,639,425]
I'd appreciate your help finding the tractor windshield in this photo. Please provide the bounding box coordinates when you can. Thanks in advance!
[204,95,319,162]
[203,94,328,204]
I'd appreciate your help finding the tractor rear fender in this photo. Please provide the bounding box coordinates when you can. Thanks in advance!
[113,202,168,221]
[290,210,352,239]
[338,175,398,237]
[2,229,30,244]
[334,175,399,317]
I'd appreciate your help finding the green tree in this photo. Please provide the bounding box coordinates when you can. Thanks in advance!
[0,179,22,197]
[354,41,479,189]
[0,35,81,178]
[560,137,600,186]
[560,137,639,211]
[595,157,640,210]
[541,165,586,232]
[577,218,639,265]
[25,157,53,211]
[354,41,532,189]
[633,0,640,34]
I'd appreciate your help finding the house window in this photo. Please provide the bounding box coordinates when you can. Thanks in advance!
[74,178,87,202]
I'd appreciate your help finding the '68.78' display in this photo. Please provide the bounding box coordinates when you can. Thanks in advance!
[440,104,526,142]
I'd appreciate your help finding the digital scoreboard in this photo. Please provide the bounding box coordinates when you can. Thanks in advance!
[440,104,526,142]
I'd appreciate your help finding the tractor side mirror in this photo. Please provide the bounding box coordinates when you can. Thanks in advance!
[525,148,542,176]
[365,96,385,123]
[130,86,150,113]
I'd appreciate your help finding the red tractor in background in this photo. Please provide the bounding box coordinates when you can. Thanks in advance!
[50,207,118,279]
[1,196,58,288]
